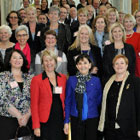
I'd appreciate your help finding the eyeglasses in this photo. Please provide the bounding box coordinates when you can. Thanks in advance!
[9,16,18,19]
[17,34,28,38]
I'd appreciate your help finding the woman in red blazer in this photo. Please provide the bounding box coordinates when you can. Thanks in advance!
[31,50,67,140]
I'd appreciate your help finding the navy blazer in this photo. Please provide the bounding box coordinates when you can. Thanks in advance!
[64,75,102,123]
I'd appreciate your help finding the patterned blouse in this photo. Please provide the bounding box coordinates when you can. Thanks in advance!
[0,71,33,117]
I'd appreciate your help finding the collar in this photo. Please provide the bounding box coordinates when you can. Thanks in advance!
[42,71,61,80]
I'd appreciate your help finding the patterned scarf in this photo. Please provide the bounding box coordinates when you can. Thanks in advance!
[75,72,91,120]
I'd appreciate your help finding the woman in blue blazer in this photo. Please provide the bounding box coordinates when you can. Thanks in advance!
[64,54,102,140]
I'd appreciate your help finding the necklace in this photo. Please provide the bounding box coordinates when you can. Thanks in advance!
[126,33,134,39]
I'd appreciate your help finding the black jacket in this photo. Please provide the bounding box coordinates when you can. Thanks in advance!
[102,43,136,83]
[42,23,72,55]
[67,44,102,77]
[106,75,140,137]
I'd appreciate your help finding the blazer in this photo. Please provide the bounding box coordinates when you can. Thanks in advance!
[24,22,45,72]
[0,71,33,117]
[0,47,13,72]
[64,75,102,123]
[102,43,136,83]
[67,44,102,77]
[105,75,140,136]
[31,71,67,129]
[41,23,72,55]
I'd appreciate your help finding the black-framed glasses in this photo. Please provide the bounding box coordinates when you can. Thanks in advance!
[17,34,28,38]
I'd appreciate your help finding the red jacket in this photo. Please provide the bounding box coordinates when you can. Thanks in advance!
[31,72,67,129]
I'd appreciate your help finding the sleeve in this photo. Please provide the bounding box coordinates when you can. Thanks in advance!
[35,54,42,75]
[0,73,12,112]
[64,77,73,124]
[30,76,40,129]
[133,77,140,130]
[26,46,31,69]
[96,78,102,106]
[62,52,68,75]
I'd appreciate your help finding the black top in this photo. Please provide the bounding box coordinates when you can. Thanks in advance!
[17,82,23,92]
[105,81,122,129]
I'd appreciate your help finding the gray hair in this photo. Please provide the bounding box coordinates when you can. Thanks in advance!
[15,25,29,36]
[49,5,60,16]
[0,25,12,35]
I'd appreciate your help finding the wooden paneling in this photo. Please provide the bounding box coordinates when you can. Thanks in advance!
[132,0,139,14]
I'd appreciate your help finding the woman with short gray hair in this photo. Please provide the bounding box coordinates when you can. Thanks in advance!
[14,25,31,70]
[0,25,15,72]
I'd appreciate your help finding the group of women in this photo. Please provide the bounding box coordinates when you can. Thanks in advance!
[0,1,140,140]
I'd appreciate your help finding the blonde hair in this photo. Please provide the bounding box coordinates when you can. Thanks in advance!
[26,6,37,14]
[123,14,136,26]
[106,7,119,23]
[69,24,95,50]
[41,49,57,65]
[78,8,88,17]
[109,22,126,43]
[112,54,128,66]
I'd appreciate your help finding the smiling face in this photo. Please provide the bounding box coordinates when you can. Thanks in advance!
[43,55,56,72]
[135,11,140,26]
[95,17,106,32]
[113,57,128,74]
[112,26,123,41]
[9,12,18,26]
[0,28,11,42]
[78,13,88,25]
[48,11,60,23]
[79,27,89,44]
[108,11,117,24]
[123,18,134,32]
[16,30,29,47]
[76,57,91,75]
[27,10,37,22]
[45,34,57,49]
[10,51,23,69]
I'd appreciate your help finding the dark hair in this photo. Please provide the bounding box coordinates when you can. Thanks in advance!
[6,49,28,73]
[75,54,94,71]
[44,29,57,40]
[6,11,22,27]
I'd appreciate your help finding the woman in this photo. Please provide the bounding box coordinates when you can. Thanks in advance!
[106,7,119,30]
[35,30,67,75]
[0,50,33,139]
[41,0,49,14]
[77,0,88,10]
[31,50,67,140]
[98,54,140,140]
[43,5,71,54]
[67,24,102,77]
[123,14,140,77]
[0,25,15,72]
[6,11,21,43]
[92,15,109,56]
[64,54,102,140]
[15,25,31,70]
[25,6,44,73]
[71,7,89,43]
[103,22,136,83]
[133,10,140,33]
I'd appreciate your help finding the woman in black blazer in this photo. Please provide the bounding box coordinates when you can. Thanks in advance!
[67,24,102,77]
[98,54,140,140]
[102,22,136,83]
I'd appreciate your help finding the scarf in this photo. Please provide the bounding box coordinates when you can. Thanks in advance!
[98,71,129,131]
[75,72,91,120]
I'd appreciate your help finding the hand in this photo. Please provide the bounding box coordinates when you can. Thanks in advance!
[91,67,98,74]
[34,128,41,137]
[21,114,29,126]
[138,131,140,138]
[64,123,69,135]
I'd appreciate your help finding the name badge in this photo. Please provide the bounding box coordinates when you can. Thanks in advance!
[74,55,79,61]
[9,81,18,89]
[37,31,41,36]
[57,57,62,62]
[54,87,62,94]
[138,52,140,57]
